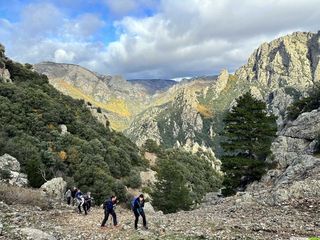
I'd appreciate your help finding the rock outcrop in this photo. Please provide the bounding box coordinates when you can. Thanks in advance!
[0,44,11,83]
[236,31,320,127]
[0,154,28,187]
[244,108,320,206]
[40,177,67,200]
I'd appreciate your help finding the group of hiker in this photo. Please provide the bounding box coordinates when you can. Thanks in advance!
[65,188,148,230]
[65,187,92,215]
[101,194,148,230]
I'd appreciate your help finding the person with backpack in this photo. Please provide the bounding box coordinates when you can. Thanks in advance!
[84,192,92,212]
[71,187,77,206]
[65,189,72,205]
[75,189,83,214]
[101,195,118,228]
[132,194,148,230]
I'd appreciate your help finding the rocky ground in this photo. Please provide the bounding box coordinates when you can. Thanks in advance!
[1,193,319,240]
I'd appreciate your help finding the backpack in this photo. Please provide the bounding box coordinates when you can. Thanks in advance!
[103,199,108,210]
[131,197,138,210]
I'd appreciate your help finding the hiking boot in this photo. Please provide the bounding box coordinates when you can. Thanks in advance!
[144,226,148,230]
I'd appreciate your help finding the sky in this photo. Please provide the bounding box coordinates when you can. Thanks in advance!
[0,0,319,79]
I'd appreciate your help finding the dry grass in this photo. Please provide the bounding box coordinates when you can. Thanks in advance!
[196,104,213,118]
[55,79,132,117]
[0,183,51,209]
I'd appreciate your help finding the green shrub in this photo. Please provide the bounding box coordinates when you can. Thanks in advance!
[0,49,146,205]
[287,84,320,121]
[125,171,142,189]
[151,158,192,213]
[0,169,11,180]
[151,148,222,213]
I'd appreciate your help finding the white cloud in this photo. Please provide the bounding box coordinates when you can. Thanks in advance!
[64,13,106,38]
[1,0,320,79]
[54,49,75,62]
[102,0,320,78]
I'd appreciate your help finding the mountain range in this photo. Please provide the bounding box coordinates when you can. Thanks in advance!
[34,31,320,157]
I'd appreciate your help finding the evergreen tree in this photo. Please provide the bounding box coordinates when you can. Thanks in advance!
[151,159,192,214]
[221,92,277,195]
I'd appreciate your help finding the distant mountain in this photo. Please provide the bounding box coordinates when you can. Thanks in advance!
[129,79,177,94]
[125,31,320,153]
[34,62,152,131]
[33,31,320,157]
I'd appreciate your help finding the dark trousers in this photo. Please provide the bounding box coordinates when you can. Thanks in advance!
[134,209,147,229]
[67,197,71,205]
[101,209,117,226]
[87,200,92,211]
[78,202,88,215]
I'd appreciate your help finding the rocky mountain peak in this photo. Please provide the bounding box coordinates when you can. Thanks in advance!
[236,31,320,90]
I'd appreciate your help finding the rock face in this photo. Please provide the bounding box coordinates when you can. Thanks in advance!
[245,109,320,206]
[40,177,67,200]
[236,31,320,127]
[0,154,28,187]
[0,44,11,83]
[127,31,320,150]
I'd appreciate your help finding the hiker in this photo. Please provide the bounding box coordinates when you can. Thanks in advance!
[65,188,72,205]
[71,187,77,206]
[75,189,83,214]
[81,196,88,215]
[132,194,148,230]
[101,195,118,227]
[84,192,92,212]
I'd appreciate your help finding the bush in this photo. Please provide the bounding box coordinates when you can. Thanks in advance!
[0,184,51,209]
[125,171,142,189]
[0,169,11,180]
[151,148,222,213]
[287,84,320,121]
[151,158,192,213]
[0,53,146,204]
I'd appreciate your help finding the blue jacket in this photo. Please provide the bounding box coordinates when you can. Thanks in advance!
[133,198,144,212]
[75,191,82,200]
[103,199,114,211]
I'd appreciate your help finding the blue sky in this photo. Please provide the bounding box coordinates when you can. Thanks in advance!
[0,0,319,79]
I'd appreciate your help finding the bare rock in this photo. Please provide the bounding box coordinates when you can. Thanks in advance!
[0,154,28,187]
[19,228,56,240]
[40,177,67,200]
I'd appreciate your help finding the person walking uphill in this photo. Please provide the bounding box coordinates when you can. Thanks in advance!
[133,194,148,230]
[101,196,118,228]
[65,189,72,205]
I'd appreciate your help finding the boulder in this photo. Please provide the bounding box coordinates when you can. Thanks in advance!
[0,154,28,187]
[19,228,56,240]
[0,154,20,172]
[40,177,67,200]
[283,109,320,140]
[143,202,155,214]
[59,124,68,135]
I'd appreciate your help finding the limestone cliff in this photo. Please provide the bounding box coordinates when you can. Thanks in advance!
[243,108,320,206]
[236,31,320,127]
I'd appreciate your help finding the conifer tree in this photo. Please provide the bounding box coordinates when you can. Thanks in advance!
[221,92,277,195]
[151,159,192,213]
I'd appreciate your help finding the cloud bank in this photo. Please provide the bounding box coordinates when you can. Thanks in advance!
[0,0,319,79]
